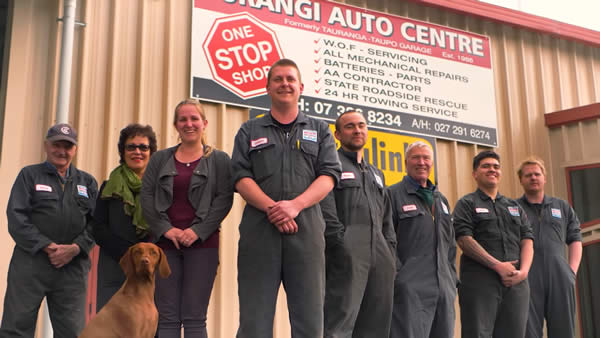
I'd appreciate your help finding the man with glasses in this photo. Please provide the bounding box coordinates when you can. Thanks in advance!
[1,123,98,337]
[452,150,533,338]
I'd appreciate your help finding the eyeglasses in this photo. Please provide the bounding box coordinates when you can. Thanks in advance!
[125,144,150,152]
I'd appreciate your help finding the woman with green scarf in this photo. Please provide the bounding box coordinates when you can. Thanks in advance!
[92,123,157,312]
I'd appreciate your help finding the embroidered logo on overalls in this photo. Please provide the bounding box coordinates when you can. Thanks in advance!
[77,185,89,198]
[302,130,317,142]
[508,206,520,217]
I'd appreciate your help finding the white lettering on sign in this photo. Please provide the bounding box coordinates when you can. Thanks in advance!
[222,25,253,41]
[400,22,484,57]
[232,66,270,85]
[327,7,393,37]
[202,13,284,98]
[215,25,274,70]
[223,0,322,22]
[194,1,497,145]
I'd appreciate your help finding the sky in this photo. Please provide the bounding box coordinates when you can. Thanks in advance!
[480,0,600,32]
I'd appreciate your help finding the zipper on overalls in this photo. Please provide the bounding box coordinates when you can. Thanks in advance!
[280,126,296,200]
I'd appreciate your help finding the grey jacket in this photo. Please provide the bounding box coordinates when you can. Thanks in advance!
[7,162,98,257]
[140,145,234,242]
[321,148,396,249]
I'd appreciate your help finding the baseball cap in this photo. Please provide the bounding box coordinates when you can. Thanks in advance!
[46,123,78,145]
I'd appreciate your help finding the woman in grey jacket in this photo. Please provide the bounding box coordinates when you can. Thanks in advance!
[141,99,233,338]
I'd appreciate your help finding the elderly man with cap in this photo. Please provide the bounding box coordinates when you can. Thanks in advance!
[0,123,98,338]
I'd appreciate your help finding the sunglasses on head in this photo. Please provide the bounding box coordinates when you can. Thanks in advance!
[125,144,150,152]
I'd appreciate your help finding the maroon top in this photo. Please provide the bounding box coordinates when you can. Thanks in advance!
[158,157,219,250]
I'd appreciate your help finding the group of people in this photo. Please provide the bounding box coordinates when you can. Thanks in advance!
[1,99,233,338]
[317,110,580,338]
[0,57,582,338]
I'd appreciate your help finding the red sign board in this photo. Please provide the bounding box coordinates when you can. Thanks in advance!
[202,13,284,99]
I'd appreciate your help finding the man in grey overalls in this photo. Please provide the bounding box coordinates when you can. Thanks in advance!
[453,150,533,338]
[388,141,458,338]
[322,111,396,338]
[517,157,581,338]
[1,123,98,337]
[231,58,341,338]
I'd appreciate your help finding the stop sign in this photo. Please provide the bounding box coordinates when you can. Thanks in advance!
[203,13,284,99]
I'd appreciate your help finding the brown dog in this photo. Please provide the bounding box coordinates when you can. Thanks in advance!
[79,243,170,338]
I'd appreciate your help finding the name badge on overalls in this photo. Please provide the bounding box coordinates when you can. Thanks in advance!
[250,137,268,148]
[402,204,417,212]
[36,184,53,192]
[341,172,355,180]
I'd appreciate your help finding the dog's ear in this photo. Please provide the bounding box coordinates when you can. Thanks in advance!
[157,247,171,278]
[119,245,135,277]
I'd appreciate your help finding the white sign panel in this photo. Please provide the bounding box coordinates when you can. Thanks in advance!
[192,0,498,146]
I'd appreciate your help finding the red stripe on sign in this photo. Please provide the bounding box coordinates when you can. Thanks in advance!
[196,0,492,68]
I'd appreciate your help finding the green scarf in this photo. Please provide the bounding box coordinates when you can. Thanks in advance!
[101,164,148,238]
[416,186,434,211]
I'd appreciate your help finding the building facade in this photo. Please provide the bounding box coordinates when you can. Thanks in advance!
[0,0,598,337]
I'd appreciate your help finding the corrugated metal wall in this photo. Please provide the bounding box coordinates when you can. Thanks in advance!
[548,117,600,244]
[1,0,599,337]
